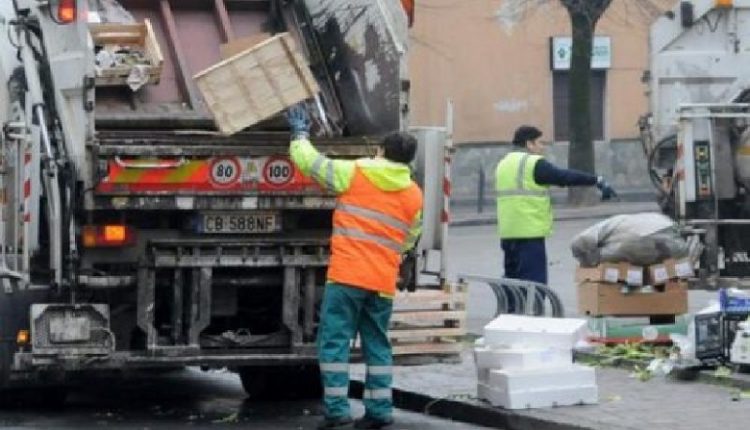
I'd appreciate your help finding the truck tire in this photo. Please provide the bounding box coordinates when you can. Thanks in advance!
[238,366,270,399]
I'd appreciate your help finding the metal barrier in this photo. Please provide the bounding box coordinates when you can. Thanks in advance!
[458,274,565,317]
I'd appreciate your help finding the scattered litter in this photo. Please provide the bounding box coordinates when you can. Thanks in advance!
[594,342,664,365]
[605,394,622,402]
[645,357,675,377]
[731,389,750,401]
[630,364,652,382]
[212,412,239,424]
[714,366,733,379]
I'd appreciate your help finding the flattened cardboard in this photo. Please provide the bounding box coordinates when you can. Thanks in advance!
[577,280,687,316]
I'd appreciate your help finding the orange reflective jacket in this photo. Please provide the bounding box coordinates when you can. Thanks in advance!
[327,167,423,295]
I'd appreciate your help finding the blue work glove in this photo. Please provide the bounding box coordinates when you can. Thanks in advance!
[286,104,311,139]
[596,176,618,201]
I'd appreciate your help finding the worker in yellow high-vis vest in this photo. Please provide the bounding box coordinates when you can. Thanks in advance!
[496,125,616,312]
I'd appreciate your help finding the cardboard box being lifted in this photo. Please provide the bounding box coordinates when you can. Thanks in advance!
[577,280,687,317]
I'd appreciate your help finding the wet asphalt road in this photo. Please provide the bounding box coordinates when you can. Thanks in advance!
[0,368,490,429]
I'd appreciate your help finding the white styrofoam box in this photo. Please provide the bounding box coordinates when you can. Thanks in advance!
[472,337,485,368]
[483,315,587,349]
[488,364,596,393]
[482,383,598,409]
[477,367,490,383]
[477,382,491,401]
[474,345,572,371]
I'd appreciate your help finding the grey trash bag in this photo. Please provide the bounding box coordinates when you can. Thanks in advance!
[571,212,689,267]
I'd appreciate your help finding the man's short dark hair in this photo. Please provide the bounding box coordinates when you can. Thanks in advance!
[383,132,418,164]
[512,125,542,147]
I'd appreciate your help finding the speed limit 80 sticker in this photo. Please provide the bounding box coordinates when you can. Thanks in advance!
[209,157,241,187]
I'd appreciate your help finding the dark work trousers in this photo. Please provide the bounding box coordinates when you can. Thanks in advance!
[501,238,547,314]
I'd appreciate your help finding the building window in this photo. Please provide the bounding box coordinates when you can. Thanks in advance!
[552,71,606,141]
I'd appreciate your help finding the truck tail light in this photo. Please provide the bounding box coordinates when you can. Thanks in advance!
[401,0,414,27]
[58,0,77,24]
[82,224,135,248]
[16,330,30,346]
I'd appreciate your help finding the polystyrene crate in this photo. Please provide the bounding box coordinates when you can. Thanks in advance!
[481,383,598,409]
[474,345,572,371]
[477,366,490,379]
[483,315,587,349]
[477,382,491,401]
[488,364,596,392]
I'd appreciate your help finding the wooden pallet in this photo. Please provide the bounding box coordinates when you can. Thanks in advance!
[358,284,468,363]
[90,19,164,87]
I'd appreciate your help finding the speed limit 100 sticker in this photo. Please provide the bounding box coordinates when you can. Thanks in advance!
[210,157,241,186]
[263,157,294,186]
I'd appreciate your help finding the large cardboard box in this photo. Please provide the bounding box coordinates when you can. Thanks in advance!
[647,258,695,285]
[577,280,687,316]
[194,32,319,135]
[575,264,644,286]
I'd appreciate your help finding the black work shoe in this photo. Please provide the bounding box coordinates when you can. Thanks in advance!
[317,416,353,429]
[353,416,393,429]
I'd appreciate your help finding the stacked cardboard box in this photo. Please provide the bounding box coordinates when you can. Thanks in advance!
[576,258,693,317]
[475,315,598,409]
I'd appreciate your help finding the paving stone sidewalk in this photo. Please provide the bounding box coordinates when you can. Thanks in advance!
[351,351,750,430]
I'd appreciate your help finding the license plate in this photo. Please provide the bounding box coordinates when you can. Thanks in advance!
[200,212,281,234]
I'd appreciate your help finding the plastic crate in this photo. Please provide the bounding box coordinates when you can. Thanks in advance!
[719,289,750,313]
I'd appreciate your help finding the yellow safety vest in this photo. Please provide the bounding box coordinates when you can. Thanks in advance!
[495,152,552,239]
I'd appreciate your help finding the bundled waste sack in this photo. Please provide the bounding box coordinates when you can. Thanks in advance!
[571,212,689,267]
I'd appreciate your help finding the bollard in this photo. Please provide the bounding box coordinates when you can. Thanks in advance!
[477,164,485,213]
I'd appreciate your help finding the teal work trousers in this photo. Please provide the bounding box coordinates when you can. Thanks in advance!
[317,282,393,421]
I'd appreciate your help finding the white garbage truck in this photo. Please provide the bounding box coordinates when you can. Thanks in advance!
[642,0,750,289]
[0,0,452,399]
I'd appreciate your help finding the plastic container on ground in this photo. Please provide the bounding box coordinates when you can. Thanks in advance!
[474,345,572,371]
[720,288,750,313]
[479,383,598,409]
[483,315,587,349]
[487,364,596,392]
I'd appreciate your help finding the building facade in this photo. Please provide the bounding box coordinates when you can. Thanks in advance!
[408,0,676,144]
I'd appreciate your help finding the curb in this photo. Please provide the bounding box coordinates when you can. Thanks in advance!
[349,380,591,430]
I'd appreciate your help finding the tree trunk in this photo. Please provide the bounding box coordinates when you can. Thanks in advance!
[566,10,597,206]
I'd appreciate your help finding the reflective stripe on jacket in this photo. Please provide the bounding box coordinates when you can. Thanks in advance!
[289,138,423,293]
[328,167,422,294]
[495,151,552,239]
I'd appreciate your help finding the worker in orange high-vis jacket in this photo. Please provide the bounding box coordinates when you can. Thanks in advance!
[287,105,423,430]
